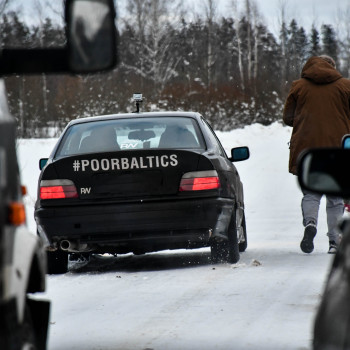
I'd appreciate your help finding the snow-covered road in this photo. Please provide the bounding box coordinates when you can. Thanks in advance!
[18,123,335,350]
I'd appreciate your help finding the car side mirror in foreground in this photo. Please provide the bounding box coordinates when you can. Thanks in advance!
[66,0,117,73]
[0,0,117,75]
[297,148,350,197]
[229,146,250,162]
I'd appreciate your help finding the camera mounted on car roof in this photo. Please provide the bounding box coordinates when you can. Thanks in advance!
[133,93,143,113]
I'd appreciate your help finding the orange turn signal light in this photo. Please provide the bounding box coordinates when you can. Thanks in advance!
[21,185,27,196]
[8,202,26,226]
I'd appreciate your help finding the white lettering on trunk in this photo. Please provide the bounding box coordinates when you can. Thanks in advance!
[91,159,99,171]
[72,154,179,172]
[81,159,89,171]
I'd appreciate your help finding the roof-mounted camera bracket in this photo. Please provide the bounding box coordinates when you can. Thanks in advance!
[133,93,143,113]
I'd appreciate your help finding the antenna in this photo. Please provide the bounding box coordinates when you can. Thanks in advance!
[133,93,143,113]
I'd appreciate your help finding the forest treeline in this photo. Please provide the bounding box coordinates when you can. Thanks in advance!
[2,0,350,137]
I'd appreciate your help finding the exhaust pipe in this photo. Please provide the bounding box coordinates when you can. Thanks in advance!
[60,240,90,252]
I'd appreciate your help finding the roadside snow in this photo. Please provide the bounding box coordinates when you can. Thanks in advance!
[17,122,334,350]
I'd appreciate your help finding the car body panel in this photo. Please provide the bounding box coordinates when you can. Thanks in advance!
[0,79,49,349]
[2,225,46,323]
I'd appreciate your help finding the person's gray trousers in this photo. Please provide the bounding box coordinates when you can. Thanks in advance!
[302,190,343,244]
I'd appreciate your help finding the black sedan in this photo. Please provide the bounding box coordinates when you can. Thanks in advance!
[35,111,249,273]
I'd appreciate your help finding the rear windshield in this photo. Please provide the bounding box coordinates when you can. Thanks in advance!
[55,117,205,158]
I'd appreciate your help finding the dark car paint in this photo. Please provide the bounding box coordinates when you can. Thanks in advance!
[35,112,246,255]
[313,218,350,350]
[297,147,350,350]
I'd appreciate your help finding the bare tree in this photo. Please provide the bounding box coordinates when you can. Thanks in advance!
[277,0,289,96]
[251,1,260,81]
[123,0,181,95]
[336,4,350,77]
[34,0,48,116]
[245,0,252,82]
[230,0,244,90]
[0,0,10,15]
[202,0,217,89]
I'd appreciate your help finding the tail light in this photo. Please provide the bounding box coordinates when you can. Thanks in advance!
[40,179,78,199]
[179,170,220,191]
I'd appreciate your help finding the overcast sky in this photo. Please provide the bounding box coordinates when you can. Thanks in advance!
[189,0,350,36]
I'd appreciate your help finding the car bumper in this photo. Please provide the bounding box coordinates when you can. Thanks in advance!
[35,197,235,253]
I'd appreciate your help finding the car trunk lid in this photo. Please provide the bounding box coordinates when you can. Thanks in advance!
[44,150,214,201]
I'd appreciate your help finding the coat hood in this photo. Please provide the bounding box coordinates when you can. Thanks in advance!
[301,56,342,84]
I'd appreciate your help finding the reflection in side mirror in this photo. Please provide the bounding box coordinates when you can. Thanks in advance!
[39,158,49,170]
[342,134,350,149]
[297,148,350,197]
[230,147,250,162]
[66,0,117,73]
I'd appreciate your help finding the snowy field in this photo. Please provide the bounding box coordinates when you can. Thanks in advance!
[17,122,335,350]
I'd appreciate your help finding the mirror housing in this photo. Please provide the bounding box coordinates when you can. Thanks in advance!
[0,0,117,75]
[66,0,117,73]
[229,147,250,162]
[297,148,350,197]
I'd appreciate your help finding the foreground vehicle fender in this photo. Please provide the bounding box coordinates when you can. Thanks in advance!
[2,226,46,323]
[1,225,49,350]
[313,219,350,350]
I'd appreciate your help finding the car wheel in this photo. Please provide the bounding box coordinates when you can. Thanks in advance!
[238,213,248,252]
[0,297,38,350]
[47,250,68,274]
[227,212,240,263]
[210,212,240,264]
[21,299,38,350]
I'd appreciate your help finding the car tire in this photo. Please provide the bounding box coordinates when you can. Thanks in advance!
[210,212,240,264]
[21,299,38,350]
[47,250,68,274]
[238,213,248,252]
[0,297,38,350]
[227,212,240,263]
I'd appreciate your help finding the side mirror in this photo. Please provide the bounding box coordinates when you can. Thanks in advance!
[297,148,350,197]
[66,0,117,73]
[39,158,49,170]
[0,0,117,75]
[229,147,250,162]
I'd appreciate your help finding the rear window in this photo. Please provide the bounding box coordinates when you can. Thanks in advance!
[55,117,205,158]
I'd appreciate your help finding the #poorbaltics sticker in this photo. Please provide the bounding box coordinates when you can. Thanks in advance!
[72,154,179,172]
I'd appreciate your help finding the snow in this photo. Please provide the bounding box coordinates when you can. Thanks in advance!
[17,122,335,350]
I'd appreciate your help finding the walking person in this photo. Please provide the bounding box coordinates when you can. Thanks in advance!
[283,55,350,254]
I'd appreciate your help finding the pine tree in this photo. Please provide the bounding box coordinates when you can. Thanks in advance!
[321,24,338,64]
[309,25,320,56]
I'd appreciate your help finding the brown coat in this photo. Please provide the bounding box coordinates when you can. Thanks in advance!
[283,56,350,174]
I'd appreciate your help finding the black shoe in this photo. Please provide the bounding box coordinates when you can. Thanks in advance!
[300,224,317,253]
[328,241,338,254]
